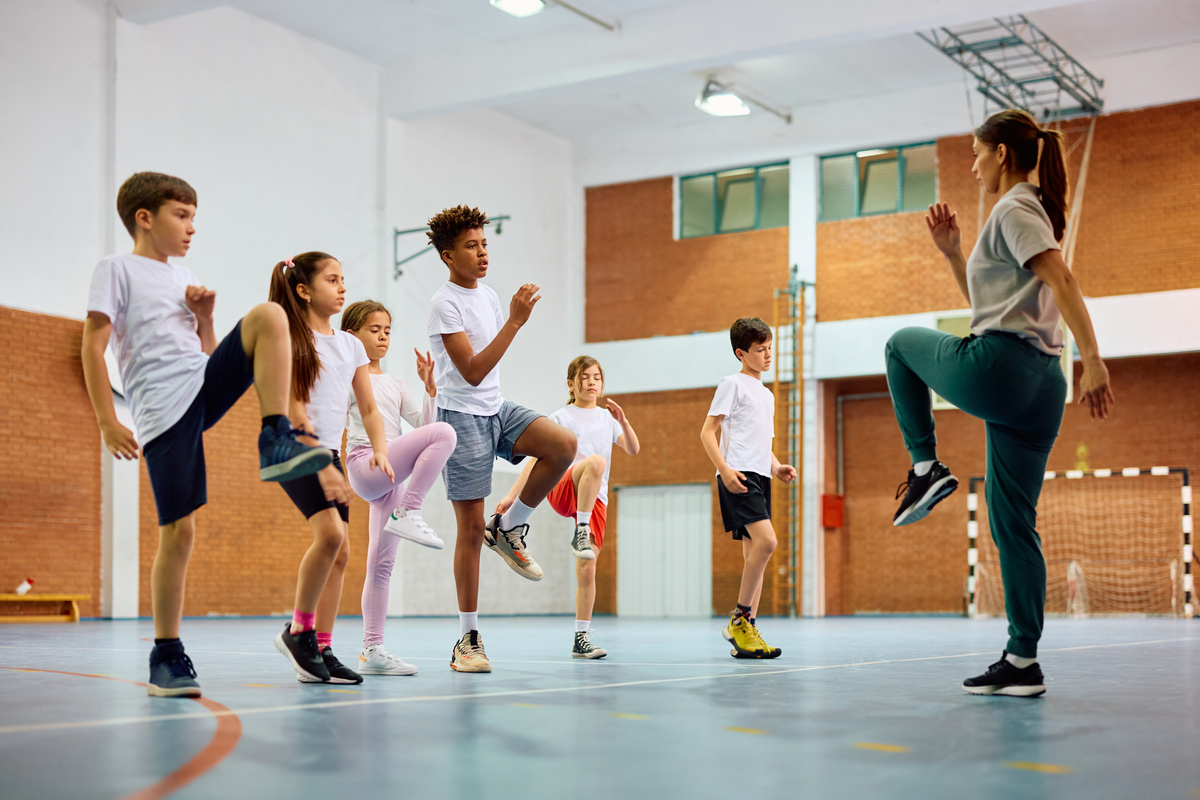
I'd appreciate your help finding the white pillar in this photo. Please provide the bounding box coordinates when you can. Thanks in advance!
[100,391,140,618]
[789,155,823,617]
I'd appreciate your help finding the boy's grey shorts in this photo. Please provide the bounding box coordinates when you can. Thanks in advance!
[437,401,544,501]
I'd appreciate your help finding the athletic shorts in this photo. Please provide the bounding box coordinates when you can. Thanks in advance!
[279,450,350,523]
[717,471,772,540]
[437,401,543,501]
[143,321,254,526]
[546,465,608,548]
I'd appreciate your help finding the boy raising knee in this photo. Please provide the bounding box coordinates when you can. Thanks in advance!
[700,317,796,659]
[81,172,331,697]
[425,206,576,673]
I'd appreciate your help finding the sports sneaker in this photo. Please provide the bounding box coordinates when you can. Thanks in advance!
[963,653,1046,697]
[893,461,959,527]
[274,623,330,682]
[572,629,607,659]
[358,643,419,676]
[722,614,778,659]
[259,417,333,482]
[450,631,493,673]
[383,508,445,550]
[748,622,782,659]
[570,523,596,560]
[147,642,201,697]
[484,514,544,581]
[296,647,363,684]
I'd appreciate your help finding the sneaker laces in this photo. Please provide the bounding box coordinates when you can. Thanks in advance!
[164,653,197,679]
[500,525,530,553]
[895,474,914,501]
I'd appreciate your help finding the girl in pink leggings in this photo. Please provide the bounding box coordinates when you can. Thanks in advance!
[342,300,457,676]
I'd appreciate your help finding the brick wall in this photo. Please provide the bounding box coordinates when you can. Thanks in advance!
[817,100,1200,322]
[823,353,1200,614]
[585,177,789,342]
[0,307,102,617]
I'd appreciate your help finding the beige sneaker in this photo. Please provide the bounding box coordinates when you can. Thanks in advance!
[450,631,493,673]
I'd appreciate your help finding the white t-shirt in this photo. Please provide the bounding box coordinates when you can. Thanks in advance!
[967,182,1064,355]
[346,372,436,452]
[426,281,504,416]
[707,372,775,478]
[549,404,624,506]
[306,330,369,449]
[86,254,210,445]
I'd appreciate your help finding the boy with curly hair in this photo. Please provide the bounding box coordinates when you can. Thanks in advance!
[425,205,576,672]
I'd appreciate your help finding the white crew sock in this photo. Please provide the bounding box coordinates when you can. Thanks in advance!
[459,611,478,637]
[913,460,934,477]
[1005,652,1037,669]
[575,619,591,633]
[576,510,592,525]
[500,497,535,530]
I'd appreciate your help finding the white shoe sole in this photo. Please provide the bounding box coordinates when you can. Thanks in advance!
[484,532,544,581]
[260,448,332,482]
[383,518,445,550]
[572,650,607,659]
[964,683,1046,697]
[571,545,597,560]
[146,684,201,698]
[450,660,492,673]
[358,659,419,676]
[893,476,958,527]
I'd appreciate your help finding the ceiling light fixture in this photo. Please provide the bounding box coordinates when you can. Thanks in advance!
[695,79,792,124]
[490,0,618,31]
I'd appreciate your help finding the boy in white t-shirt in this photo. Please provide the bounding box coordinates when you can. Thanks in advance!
[700,317,797,659]
[81,172,331,698]
[425,205,577,673]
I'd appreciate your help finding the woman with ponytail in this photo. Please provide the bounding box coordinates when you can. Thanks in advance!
[268,252,395,685]
[884,109,1114,697]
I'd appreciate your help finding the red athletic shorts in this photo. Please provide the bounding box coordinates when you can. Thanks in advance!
[546,465,607,548]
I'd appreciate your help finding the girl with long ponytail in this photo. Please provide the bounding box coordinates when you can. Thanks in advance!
[268,252,395,685]
[884,109,1114,697]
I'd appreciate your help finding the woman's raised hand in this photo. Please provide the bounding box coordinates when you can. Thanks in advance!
[925,202,962,256]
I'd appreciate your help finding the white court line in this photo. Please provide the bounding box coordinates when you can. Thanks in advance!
[0,637,1193,737]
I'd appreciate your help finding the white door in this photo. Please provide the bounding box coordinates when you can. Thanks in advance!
[616,483,712,617]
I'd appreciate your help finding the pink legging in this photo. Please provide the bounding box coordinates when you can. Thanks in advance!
[345,422,456,647]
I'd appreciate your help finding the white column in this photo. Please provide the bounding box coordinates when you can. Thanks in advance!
[100,392,140,618]
[789,155,823,617]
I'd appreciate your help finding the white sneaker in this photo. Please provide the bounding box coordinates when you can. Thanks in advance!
[358,644,419,676]
[383,508,445,550]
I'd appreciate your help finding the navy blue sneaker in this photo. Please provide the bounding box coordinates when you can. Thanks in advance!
[259,417,332,482]
[147,642,201,698]
[893,461,959,527]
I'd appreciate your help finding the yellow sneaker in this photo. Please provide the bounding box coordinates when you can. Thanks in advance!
[748,621,782,659]
[722,614,762,658]
[450,631,493,673]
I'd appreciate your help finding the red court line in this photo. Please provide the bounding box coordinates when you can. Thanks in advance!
[1,667,242,800]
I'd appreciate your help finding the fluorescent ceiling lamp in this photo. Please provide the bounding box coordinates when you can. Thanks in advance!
[490,0,546,17]
[856,149,889,158]
[695,80,750,117]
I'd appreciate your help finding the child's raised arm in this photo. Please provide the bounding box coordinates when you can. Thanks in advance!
[351,364,396,483]
[81,312,140,460]
[441,284,540,386]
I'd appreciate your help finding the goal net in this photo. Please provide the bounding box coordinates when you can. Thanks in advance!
[967,467,1193,618]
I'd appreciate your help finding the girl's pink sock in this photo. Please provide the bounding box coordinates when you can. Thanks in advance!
[316,632,333,649]
[291,611,316,632]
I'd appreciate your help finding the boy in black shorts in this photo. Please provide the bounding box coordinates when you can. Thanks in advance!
[700,317,796,658]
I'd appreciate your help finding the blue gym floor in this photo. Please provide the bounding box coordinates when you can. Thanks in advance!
[1,616,1196,799]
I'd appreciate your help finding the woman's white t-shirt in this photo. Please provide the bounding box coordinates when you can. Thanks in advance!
[549,404,624,506]
[306,330,369,449]
[707,372,774,478]
[345,373,436,452]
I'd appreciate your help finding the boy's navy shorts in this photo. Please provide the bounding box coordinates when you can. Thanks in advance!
[142,321,254,526]
[717,470,772,540]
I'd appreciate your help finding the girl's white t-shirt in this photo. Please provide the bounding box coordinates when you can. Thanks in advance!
[86,254,210,445]
[345,372,436,452]
[707,372,774,478]
[426,281,504,416]
[549,404,624,506]
[307,330,369,449]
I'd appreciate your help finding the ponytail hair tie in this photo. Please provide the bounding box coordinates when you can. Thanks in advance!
[283,258,295,269]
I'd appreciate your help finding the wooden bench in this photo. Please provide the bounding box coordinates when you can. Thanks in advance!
[0,594,91,623]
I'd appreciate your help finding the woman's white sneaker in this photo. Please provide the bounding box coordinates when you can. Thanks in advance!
[358,644,419,676]
[383,509,445,549]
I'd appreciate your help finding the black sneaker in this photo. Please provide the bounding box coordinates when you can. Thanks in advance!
[893,461,959,527]
[259,417,333,482]
[300,647,363,685]
[963,652,1046,697]
[147,642,201,698]
[274,623,330,682]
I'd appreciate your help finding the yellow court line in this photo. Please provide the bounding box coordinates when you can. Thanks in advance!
[854,742,910,753]
[325,689,361,694]
[1005,761,1072,774]
[725,726,766,735]
[610,713,650,720]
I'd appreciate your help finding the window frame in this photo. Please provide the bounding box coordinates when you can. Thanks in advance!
[679,162,790,239]
[818,142,936,222]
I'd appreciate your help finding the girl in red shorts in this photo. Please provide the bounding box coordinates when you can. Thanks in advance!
[497,356,639,658]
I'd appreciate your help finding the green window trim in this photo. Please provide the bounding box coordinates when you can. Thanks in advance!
[679,162,790,239]
[819,142,937,222]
